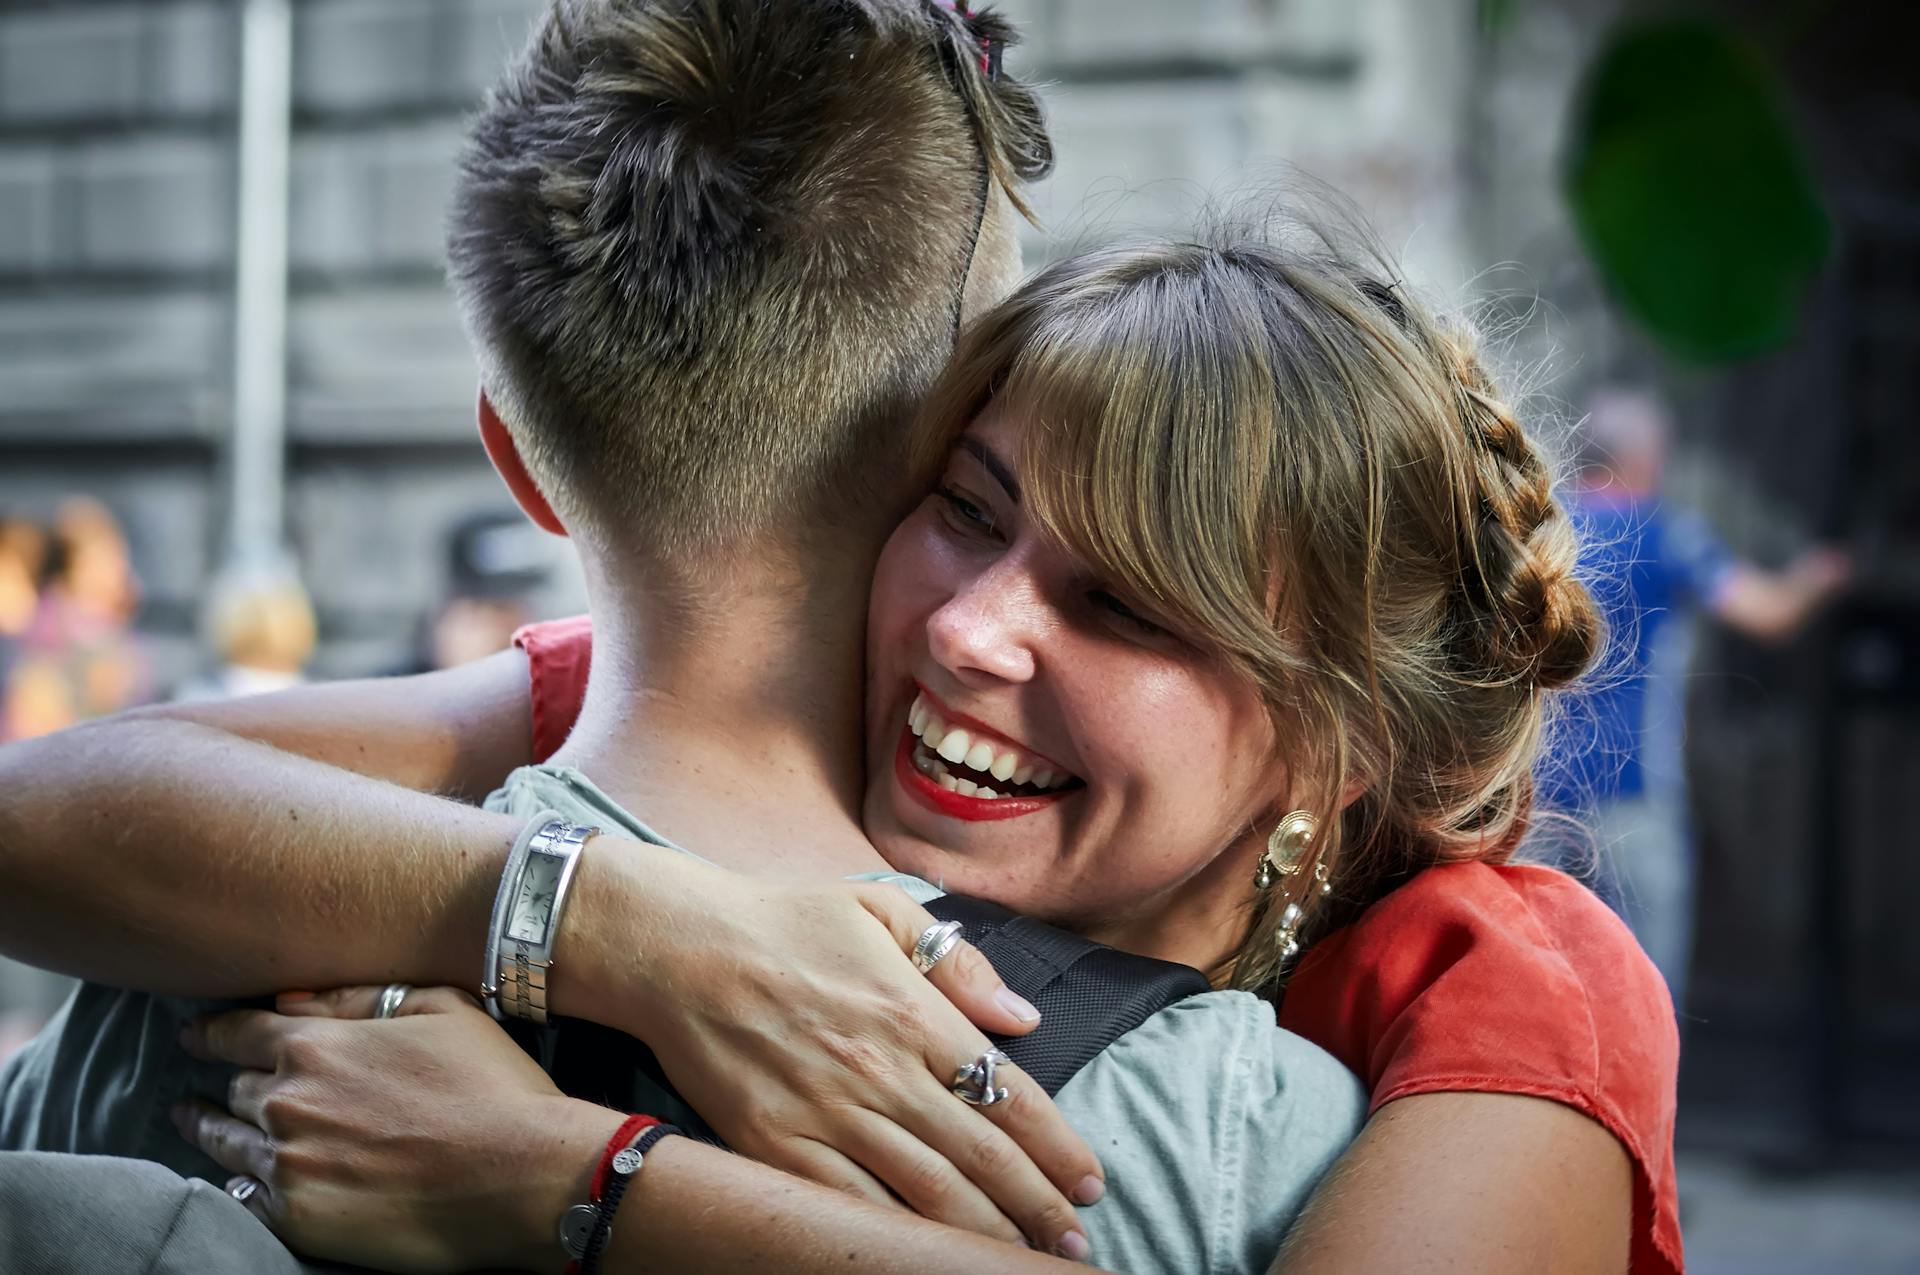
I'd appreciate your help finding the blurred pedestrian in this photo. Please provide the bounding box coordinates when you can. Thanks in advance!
[172,563,317,702]
[398,512,551,674]
[0,518,48,745]
[1,498,149,741]
[0,518,45,642]
[1541,387,1851,1012]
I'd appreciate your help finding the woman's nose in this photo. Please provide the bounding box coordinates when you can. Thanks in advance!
[926,563,1040,688]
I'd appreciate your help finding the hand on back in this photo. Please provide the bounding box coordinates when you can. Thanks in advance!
[177,987,602,1274]
[571,846,1104,1258]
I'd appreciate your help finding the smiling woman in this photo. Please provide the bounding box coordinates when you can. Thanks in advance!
[866,408,1289,968]
[862,213,1604,994]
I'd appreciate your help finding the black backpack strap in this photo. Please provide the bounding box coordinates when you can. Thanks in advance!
[925,893,1210,1095]
[536,892,1210,1131]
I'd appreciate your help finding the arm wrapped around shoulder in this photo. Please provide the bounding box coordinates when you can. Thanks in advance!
[1280,861,1681,1275]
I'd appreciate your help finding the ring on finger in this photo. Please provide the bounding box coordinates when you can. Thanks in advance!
[911,921,964,975]
[951,1047,1014,1107]
[374,983,411,1020]
[228,1177,262,1205]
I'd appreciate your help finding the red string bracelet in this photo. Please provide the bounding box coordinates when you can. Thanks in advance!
[591,1114,663,1206]
[564,1114,664,1275]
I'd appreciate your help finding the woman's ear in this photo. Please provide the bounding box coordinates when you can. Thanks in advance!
[476,388,567,537]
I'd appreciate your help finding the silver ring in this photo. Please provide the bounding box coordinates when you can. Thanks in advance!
[228,1177,261,1205]
[374,983,411,1020]
[911,921,964,975]
[951,1048,1013,1107]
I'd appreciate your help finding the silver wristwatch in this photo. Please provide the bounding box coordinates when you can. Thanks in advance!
[486,816,599,1023]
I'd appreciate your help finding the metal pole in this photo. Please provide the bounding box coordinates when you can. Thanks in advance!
[227,0,293,569]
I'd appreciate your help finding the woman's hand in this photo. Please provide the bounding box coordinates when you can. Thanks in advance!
[563,845,1102,1258]
[175,987,620,1275]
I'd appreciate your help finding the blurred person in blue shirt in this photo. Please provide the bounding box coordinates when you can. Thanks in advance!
[1539,387,1851,1013]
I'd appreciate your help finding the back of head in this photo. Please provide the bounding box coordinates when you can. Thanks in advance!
[448,0,1051,562]
[917,204,1604,990]
[1579,384,1670,482]
[206,570,317,675]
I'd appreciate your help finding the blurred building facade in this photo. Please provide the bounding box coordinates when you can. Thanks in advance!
[0,0,1914,1176]
[0,0,1496,680]
[0,0,571,679]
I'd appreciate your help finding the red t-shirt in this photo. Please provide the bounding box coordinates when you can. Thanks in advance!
[512,617,1683,1274]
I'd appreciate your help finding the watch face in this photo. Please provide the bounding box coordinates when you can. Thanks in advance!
[507,852,564,946]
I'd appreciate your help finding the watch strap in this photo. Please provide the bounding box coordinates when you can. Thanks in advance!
[482,812,563,1019]
[492,816,600,1023]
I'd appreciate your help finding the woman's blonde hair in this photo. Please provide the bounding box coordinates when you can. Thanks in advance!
[913,209,1603,992]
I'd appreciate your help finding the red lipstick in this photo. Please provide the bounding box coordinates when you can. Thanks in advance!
[893,727,1066,823]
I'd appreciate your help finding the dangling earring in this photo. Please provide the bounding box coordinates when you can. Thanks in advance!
[1255,810,1317,890]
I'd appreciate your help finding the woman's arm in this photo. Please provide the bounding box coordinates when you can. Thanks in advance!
[0,669,1101,1245]
[181,987,1097,1265]
[124,647,539,798]
[596,1136,1088,1273]
[0,651,535,993]
[1275,1092,1632,1274]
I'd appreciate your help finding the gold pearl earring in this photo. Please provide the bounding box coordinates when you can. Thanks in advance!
[1255,810,1317,890]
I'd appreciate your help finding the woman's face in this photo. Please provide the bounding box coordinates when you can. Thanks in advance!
[863,409,1287,966]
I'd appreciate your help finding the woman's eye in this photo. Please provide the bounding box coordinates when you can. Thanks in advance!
[1092,589,1168,639]
[937,487,996,535]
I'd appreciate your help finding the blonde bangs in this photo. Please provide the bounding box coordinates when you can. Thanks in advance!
[994,266,1286,674]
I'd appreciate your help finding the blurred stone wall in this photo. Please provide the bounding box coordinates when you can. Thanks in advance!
[0,0,1480,683]
[0,0,559,679]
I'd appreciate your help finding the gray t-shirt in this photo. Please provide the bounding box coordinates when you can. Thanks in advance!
[0,765,1365,1273]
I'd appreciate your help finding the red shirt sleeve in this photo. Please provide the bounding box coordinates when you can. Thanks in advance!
[1279,861,1681,1273]
[511,615,594,763]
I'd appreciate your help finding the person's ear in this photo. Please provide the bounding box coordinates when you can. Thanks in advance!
[476,388,566,537]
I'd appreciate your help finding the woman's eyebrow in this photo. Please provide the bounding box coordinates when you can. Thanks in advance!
[959,437,1022,504]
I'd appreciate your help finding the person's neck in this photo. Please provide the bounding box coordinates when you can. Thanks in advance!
[550,538,890,882]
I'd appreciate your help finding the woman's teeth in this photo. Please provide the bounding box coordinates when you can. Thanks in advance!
[907,693,1075,799]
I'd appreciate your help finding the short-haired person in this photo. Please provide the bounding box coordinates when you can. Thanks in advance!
[0,9,1681,1275]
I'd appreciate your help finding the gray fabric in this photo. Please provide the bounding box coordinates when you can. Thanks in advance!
[0,1151,329,1274]
[490,765,1368,1275]
[482,764,947,906]
[0,956,73,1016]
[0,983,248,1181]
[1599,792,1692,1009]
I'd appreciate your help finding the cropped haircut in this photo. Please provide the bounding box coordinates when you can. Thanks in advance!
[447,0,1051,559]
[913,208,1604,993]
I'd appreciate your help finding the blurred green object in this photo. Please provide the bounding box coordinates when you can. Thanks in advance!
[1479,0,1520,34]
[1565,20,1830,363]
